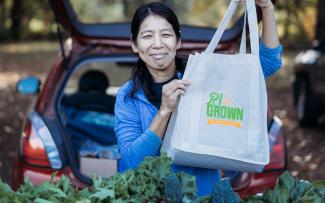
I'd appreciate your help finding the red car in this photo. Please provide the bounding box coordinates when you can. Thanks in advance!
[12,0,286,199]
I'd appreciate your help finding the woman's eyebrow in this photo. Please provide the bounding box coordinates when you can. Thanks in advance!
[140,28,173,34]
[140,29,153,34]
[160,28,173,32]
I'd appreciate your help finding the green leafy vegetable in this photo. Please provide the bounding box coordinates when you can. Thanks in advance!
[242,171,325,203]
[11,154,323,202]
[164,174,183,203]
[211,177,240,203]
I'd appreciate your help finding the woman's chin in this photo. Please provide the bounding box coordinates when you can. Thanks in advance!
[157,63,174,71]
[151,61,170,69]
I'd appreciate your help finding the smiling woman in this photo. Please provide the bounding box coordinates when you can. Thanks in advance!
[114,2,220,197]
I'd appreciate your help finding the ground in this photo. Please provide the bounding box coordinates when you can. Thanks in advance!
[0,42,324,187]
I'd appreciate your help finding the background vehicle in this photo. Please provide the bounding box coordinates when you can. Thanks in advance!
[292,41,325,126]
[12,0,286,199]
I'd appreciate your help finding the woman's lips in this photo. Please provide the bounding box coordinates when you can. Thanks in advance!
[150,53,168,60]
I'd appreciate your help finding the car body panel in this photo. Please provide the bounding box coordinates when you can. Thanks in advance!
[237,171,283,198]
[12,157,87,191]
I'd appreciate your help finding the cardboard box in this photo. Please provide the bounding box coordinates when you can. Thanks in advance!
[80,157,117,178]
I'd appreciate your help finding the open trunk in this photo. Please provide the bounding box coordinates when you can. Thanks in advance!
[57,54,137,181]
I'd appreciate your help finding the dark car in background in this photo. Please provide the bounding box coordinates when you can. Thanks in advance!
[292,41,325,126]
[12,0,286,199]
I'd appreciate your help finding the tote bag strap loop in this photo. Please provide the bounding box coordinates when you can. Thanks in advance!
[246,0,259,55]
[205,0,259,55]
[239,6,247,54]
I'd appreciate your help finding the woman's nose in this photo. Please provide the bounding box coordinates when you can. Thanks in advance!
[153,35,163,48]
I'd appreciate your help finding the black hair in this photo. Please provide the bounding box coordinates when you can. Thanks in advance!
[129,2,184,99]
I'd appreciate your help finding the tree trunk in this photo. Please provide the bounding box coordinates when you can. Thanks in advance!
[0,0,5,30]
[315,0,325,41]
[283,1,292,42]
[10,0,24,41]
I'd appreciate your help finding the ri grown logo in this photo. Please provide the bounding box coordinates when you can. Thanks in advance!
[206,92,244,128]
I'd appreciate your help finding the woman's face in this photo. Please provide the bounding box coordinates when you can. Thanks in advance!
[132,15,181,78]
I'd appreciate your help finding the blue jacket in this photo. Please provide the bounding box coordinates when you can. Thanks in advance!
[114,41,283,196]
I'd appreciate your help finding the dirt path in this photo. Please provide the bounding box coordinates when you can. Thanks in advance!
[268,89,325,181]
[0,42,324,186]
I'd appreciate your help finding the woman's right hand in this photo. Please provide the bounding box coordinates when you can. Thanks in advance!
[159,79,190,115]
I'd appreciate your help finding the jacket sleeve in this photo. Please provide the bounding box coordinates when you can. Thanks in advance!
[114,90,162,169]
[259,41,283,78]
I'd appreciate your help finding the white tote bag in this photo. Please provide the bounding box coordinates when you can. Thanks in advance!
[161,0,269,172]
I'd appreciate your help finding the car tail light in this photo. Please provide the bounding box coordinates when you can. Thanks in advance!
[263,135,286,170]
[21,111,62,169]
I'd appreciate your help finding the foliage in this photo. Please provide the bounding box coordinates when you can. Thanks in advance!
[0,154,199,202]
[242,171,325,203]
[276,0,319,45]
[2,154,324,203]
[211,178,240,203]
[164,174,183,203]
[0,0,54,40]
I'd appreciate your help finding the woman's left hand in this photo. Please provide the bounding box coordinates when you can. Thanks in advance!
[236,0,274,10]
[236,0,279,48]
[255,0,273,9]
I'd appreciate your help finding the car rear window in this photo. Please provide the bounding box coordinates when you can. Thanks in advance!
[64,59,135,95]
[69,0,244,28]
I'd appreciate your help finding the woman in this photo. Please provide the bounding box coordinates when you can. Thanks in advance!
[115,0,282,196]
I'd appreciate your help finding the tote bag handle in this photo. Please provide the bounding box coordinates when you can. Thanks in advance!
[205,0,259,55]
[239,6,247,54]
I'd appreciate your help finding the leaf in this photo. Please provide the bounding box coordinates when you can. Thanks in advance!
[312,180,325,189]
[59,175,72,194]
[312,180,325,197]
[182,196,195,203]
[241,196,266,203]
[0,181,13,194]
[261,190,277,203]
[193,195,211,203]
[221,178,240,203]
[292,180,313,201]
[34,198,56,203]
[278,171,296,191]
[270,171,295,202]
[90,188,114,200]
[0,197,15,203]
[75,199,91,203]
[297,189,324,203]
[78,188,90,198]
[111,199,129,203]
[0,181,14,200]
[177,172,197,198]
[48,187,67,199]
[91,175,103,189]
[275,184,289,203]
